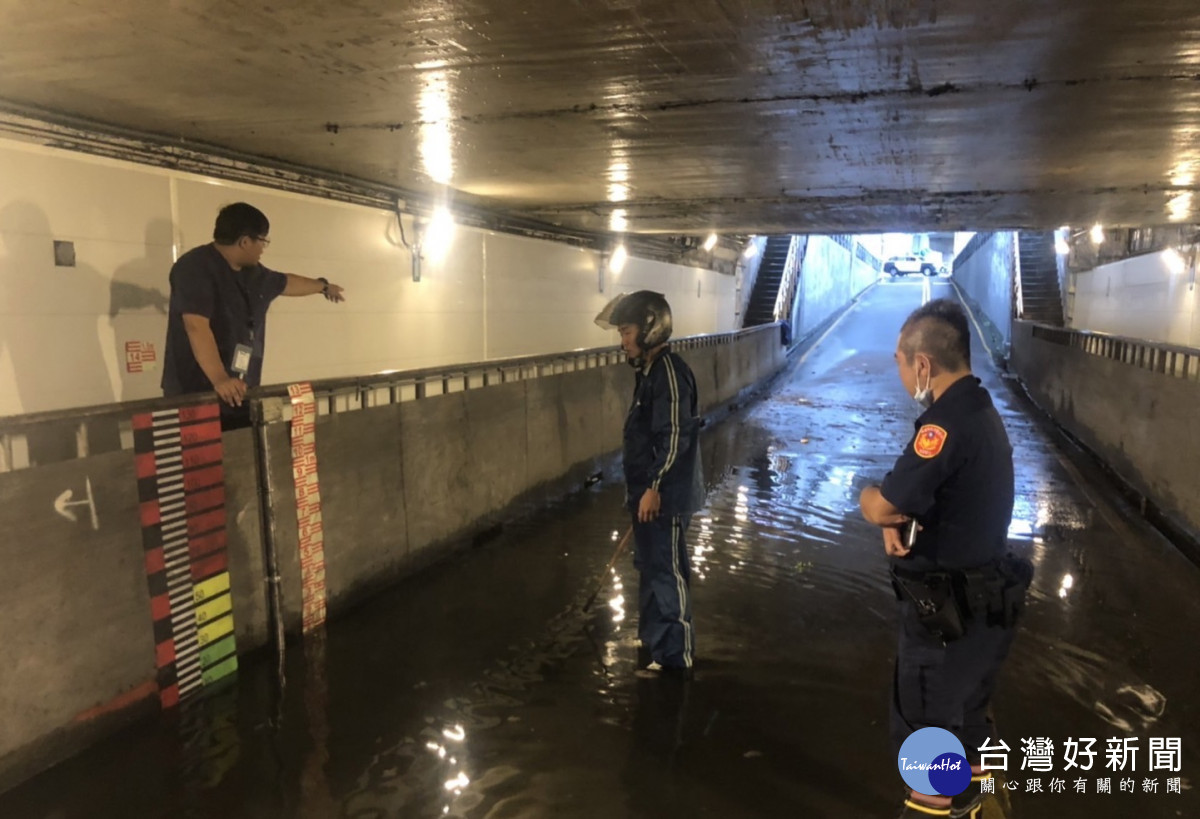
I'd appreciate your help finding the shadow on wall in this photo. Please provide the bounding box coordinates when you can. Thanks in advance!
[0,201,116,463]
[108,218,172,402]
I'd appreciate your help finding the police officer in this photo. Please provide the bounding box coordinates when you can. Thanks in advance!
[596,291,704,675]
[858,299,1032,818]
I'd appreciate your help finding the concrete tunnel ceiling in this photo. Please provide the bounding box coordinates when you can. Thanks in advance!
[2,1,1200,238]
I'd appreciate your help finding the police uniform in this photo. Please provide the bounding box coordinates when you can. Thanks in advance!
[624,346,704,670]
[879,375,1031,764]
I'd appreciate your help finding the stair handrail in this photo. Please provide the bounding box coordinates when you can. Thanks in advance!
[773,235,803,321]
[1013,233,1026,320]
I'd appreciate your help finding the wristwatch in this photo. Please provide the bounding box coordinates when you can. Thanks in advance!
[317,276,329,296]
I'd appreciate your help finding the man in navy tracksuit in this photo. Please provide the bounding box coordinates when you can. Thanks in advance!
[596,291,704,674]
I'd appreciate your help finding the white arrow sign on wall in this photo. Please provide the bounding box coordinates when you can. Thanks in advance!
[55,477,99,531]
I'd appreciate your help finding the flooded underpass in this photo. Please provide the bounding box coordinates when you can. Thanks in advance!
[3,278,1198,818]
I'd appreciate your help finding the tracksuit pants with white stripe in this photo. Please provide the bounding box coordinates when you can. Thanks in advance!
[632,514,694,669]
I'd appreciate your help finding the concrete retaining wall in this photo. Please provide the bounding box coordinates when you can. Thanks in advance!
[794,236,878,337]
[1011,320,1200,540]
[0,325,786,791]
[952,232,1015,353]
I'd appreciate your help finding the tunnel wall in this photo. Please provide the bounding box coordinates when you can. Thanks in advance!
[951,232,1015,352]
[1010,320,1200,541]
[0,136,737,418]
[0,324,785,791]
[1069,250,1200,347]
[794,235,878,336]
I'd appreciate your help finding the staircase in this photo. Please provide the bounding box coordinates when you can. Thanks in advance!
[743,235,792,327]
[1017,231,1065,326]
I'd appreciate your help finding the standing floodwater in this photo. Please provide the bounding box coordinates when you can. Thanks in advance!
[2,279,1197,818]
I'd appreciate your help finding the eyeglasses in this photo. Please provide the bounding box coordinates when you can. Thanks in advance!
[255,236,271,246]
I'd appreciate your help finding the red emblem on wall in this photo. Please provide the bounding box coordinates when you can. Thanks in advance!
[914,424,948,459]
[125,341,158,374]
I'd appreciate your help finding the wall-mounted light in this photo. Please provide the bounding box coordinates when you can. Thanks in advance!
[1164,247,1186,276]
[423,207,456,261]
[703,233,719,252]
[395,201,455,282]
[610,244,628,275]
[1090,223,1105,245]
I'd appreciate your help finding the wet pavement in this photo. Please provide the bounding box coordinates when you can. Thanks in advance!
[3,278,1199,818]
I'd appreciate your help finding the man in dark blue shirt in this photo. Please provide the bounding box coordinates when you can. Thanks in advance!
[860,299,1031,818]
[596,291,704,675]
[162,202,344,427]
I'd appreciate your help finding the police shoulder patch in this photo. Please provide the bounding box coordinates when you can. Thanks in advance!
[914,424,948,459]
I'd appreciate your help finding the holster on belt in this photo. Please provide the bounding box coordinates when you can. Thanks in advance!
[890,567,966,642]
[892,553,1034,640]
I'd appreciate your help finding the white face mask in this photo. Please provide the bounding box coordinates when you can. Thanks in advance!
[912,366,934,409]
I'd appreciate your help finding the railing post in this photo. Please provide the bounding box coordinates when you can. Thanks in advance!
[251,397,288,699]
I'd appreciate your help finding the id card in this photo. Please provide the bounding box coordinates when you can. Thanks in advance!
[231,343,252,376]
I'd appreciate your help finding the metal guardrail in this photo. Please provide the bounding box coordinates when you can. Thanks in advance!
[830,234,854,252]
[0,324,780,471]
[1013,234,1025,320]
[854,241,882,271]
[772,236,803,322]
[1030,323,1200,381]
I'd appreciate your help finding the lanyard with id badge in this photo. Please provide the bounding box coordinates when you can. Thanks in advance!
[230,274,256,380]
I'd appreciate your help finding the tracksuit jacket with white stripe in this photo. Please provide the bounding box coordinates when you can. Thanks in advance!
[623,348,705,516]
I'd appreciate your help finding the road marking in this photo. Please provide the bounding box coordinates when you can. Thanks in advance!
[948,280,1000,366]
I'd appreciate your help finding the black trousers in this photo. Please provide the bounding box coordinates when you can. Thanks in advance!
[631,514,694,669]
[890,599,1018,762]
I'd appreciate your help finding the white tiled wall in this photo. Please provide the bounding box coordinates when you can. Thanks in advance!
[1070,250,1200,347]
[795,236,877,336]
[0,138,736,416]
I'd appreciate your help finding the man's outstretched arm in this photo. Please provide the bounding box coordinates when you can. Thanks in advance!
[282,273,345,301]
